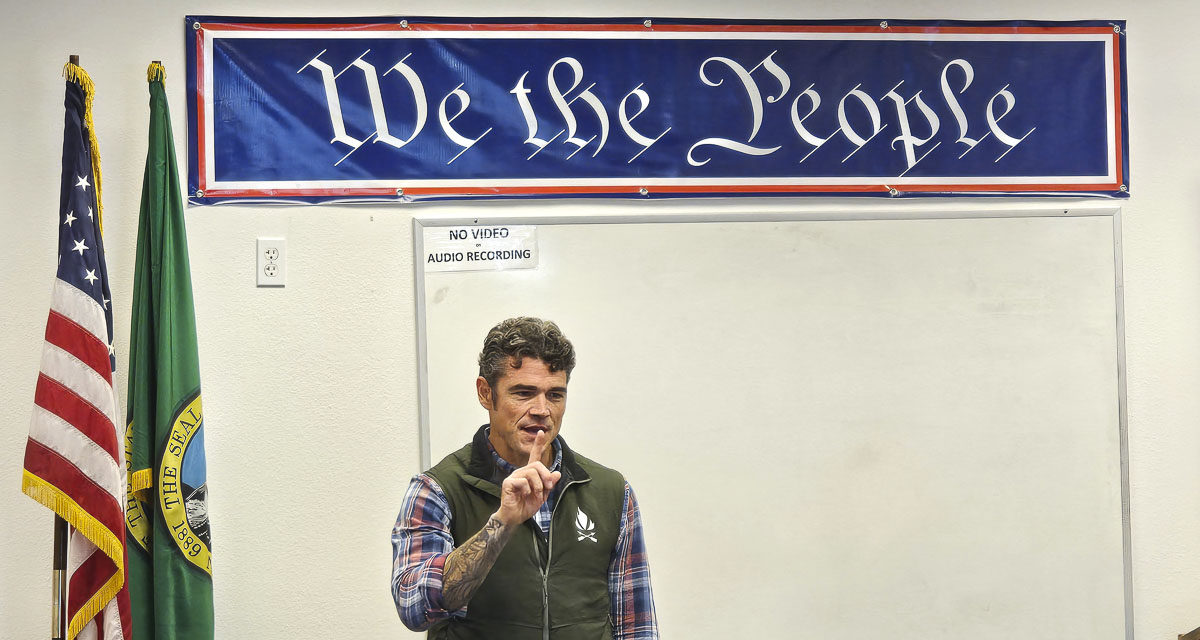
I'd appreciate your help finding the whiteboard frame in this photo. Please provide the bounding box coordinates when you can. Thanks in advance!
[411,202,1132,639]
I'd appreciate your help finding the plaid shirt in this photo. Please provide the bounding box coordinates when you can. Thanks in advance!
[391,437,659,639]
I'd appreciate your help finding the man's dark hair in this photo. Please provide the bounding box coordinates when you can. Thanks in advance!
[478,317,576,387]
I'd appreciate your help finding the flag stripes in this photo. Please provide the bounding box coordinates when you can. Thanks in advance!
[33,375,120,462]
[51,279,110,345]
[28,407,122,505]
[68,543,111,612]
[38,343,118,427]
[69,530,130,640]
[45,311,113,384]
[21,444,123,547]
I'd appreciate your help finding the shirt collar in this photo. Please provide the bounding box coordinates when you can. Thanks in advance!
[485,426,562,475]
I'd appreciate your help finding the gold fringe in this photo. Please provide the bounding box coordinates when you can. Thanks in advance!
[22,471,125,640]
[129,467,152,493]
[61,63,104,235]
[147,61,166,83]
[68,568,125,639]
[21,471,125,563]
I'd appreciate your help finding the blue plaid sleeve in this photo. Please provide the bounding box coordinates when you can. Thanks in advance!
[609,482,660,640]
[391,473,467,631]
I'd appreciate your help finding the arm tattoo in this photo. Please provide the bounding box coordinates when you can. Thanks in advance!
[442,515,514,611]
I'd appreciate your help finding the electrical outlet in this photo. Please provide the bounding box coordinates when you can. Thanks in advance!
[257,238,286,287]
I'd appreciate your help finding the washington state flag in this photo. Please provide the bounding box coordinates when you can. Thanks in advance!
[125,62,214,639]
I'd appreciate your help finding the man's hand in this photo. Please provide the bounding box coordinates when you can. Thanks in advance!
[496,431,563,527]
[441,432,562,611]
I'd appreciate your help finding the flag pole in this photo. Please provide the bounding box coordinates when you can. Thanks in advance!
[52,515,66,639]
[51,56,77,640]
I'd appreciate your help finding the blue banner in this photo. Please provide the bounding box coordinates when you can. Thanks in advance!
[186,17,1129,203]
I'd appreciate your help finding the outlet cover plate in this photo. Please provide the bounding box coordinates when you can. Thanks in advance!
[257,237,286,287]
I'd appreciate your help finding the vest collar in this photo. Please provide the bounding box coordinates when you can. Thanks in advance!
[464,424,591,495]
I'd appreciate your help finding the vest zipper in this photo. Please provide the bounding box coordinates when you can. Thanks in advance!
[538,477,588,640]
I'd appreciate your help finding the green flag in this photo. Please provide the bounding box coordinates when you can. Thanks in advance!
[125,62,214,639]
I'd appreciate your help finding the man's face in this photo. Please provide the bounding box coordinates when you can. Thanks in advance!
[478,356,568,468]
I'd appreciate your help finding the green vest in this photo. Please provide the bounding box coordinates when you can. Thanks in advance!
[425,426,625,640]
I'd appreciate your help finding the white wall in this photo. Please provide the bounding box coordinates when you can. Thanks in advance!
[0,1,1196,639]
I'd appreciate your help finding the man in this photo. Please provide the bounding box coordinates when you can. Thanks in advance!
[392,317,659,640]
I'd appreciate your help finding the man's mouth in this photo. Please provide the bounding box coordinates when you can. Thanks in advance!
[519,425,549,435]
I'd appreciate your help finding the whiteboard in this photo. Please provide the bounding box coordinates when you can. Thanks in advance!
[414,207,1130,640]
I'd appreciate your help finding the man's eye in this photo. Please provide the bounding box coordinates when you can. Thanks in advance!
[548,393,565,401]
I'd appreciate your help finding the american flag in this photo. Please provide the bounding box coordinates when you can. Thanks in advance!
[21,65,131,640]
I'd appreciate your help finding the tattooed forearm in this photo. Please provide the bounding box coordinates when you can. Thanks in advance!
[442,515,514,611]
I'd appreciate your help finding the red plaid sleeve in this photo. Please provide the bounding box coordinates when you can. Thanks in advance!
[609,482,660,639]
[391,474,465,631]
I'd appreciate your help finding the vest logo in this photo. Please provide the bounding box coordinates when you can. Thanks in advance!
[576,508,597,542]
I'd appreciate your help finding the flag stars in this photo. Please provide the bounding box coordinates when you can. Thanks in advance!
[83,269,98,285]
[102,297,109,310]
[108,342,115,357]
[88,206,94,220]
[75,175,90,191]
[71,239,89,255]
[64,211,77,226]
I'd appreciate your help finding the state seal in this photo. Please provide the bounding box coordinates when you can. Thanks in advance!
[158,392,212,574]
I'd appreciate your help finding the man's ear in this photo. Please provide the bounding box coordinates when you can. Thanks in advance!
[476,376,494,411]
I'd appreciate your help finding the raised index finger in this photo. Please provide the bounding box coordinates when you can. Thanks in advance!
[528,430,548,467]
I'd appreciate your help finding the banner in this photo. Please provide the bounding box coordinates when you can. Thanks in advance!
[186,17,1129,203]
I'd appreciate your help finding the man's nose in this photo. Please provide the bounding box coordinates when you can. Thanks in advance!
[530,396,550,416]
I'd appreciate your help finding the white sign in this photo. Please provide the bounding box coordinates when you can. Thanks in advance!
[423,225,538,273]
